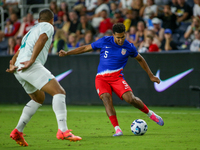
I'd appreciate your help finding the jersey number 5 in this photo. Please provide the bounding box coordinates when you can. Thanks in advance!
[104,51,109,58]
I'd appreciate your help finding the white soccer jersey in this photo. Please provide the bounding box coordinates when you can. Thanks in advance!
[15,22,54,66]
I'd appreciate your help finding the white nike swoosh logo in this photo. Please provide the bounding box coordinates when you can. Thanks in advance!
[154,68,193,92]
[106,46,111,48]
[55,69,72,82]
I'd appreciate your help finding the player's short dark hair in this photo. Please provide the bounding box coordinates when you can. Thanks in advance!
[39,9,54,22]
[112,23,125,34]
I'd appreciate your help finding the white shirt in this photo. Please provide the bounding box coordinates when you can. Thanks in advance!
[95,3,109,15]
[85,0,97,11]
[5,0,20,3]
[190,39,200,52]
[120,0,132,9]
[143,5,157,21]
[193,4,200,17]
[15,22,54,66]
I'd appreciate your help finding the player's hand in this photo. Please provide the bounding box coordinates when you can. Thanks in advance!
[18,60,33,71]
[59,50,67,57]
[150,75,160,84]
[6,64,18,73]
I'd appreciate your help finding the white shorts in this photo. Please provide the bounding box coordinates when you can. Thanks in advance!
[14,62,55,94]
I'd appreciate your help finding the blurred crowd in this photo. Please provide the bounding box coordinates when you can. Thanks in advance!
[0,0,200,55]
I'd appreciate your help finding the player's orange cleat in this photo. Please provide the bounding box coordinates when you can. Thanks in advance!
[56,129,82,142]
[10,128,28,146]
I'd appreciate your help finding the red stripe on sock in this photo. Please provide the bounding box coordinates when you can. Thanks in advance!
[140,103,149,114]
[109,115,119,127]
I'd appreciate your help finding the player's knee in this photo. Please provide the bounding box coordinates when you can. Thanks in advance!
[57,88,66,95]
[100,93,111,100]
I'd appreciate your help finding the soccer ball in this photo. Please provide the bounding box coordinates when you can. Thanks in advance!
[131,119,148,135]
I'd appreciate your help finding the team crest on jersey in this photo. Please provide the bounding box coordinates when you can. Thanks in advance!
[121,48,127,55]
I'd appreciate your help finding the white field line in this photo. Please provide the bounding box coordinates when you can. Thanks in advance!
[1,108,200,115]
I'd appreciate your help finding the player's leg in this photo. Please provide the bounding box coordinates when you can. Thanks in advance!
[41,78,82,141]
[112,77,164,126]
[95,76,123,136]
[122,91,164,126]
[100,93,123,136]
[10,78,44,146]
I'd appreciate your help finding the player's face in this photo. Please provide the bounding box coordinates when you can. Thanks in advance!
[113,32,126,46]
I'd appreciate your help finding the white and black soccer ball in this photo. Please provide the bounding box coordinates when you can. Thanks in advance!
[131,119,148,135]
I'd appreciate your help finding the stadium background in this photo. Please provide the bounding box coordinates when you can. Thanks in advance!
[0,0,200,106]
[1,52,200,106]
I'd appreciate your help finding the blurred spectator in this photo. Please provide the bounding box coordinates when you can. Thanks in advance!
[17,16,27,37]
[138,34,159,53]
[91,0,110,28]
[76,15,96,41]
[67,33,80,49]
[111,10,124,24]
[7,37,16,55]
[175,0,192,23]
[104,29,112,36]
[184,16,200,42]
[157,4,178,32]
[14,36,21,53]
[135,21,146,47]
[1,13,21,38]
[126,25,137,44]
[193,0,200,17]
[52,29,68,55]
[62,13,71,36]
[190,29,200,52]
[99,10,113,34]
[0,31,8,55]
[169,0,178,14]
[85,0,97,16]
[152,17,165,42]
[109,2,118,18]
[131,0,144,16]
[118,0,132,15]
[124,9,145,32]
[140,0,158,22]
[18,13,35,37]
[4,18,13,34]
[54,11,64,29]
[2,0,20,16]
[73,0,86,16]
[160,29,178,51]
[49,1,59,22]
[59,1,69,15]
[124,10,134,31]
[80,31,94,46]
[68,11,80,34]
[131,9,146,28]
[145,29,161,47]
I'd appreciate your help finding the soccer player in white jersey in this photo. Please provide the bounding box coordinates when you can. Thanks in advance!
[6,9,82,147]
[59,23,164,137]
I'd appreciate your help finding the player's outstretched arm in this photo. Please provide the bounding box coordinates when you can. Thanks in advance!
[6,50,20,73]
[18,33,48,71]
[135,54,160,84]
[59,44,93,57]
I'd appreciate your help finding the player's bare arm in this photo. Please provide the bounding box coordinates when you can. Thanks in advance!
[135,54,160,84]
[18,33,48,71]
[59,44,93,57]
[6,50,20,73]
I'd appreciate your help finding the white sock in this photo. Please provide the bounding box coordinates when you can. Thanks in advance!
[52,94,68,132]
[147,110,153,117]
[114,126,121,131]
[16,100,42,132]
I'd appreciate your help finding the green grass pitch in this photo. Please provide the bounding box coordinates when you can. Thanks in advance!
[0,105,200,150]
